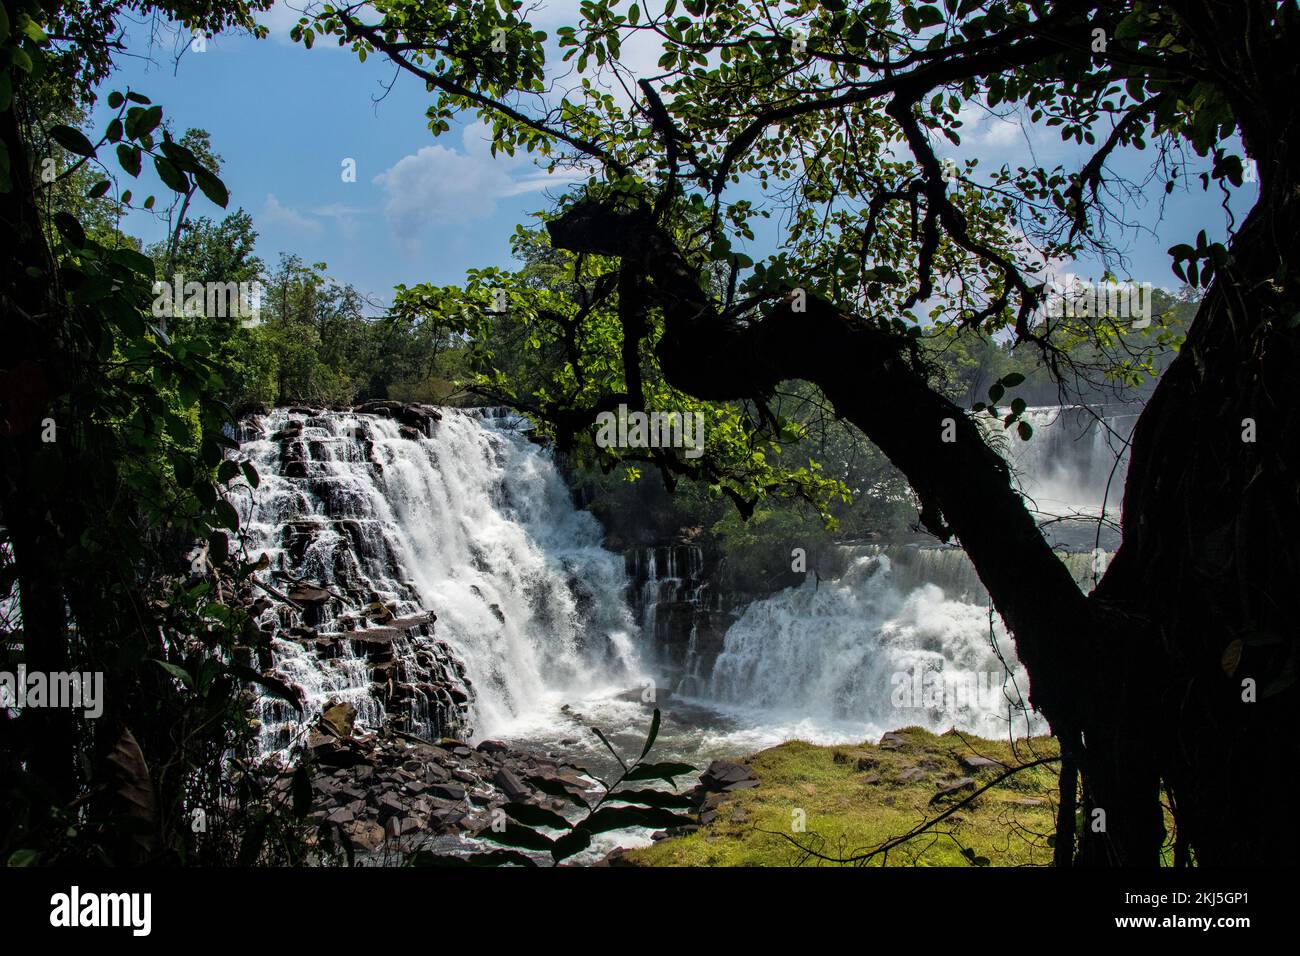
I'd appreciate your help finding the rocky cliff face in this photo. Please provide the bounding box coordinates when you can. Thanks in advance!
[240,402,476,752]
[623,543,729,694]
[237,401,625,858]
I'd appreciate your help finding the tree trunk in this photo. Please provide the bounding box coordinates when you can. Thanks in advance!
[0,95,78,800]
[1092,143,1300,863]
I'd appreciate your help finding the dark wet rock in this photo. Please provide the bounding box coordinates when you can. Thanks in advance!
[959,754,1006,772]
[896,766,927,783]
[879,732,910,750]
[287,582,332,606]
[347,821,386,852]
[700,760,758,792]
[493,767,531,802]
[320,701,357,738]
[428,783,467,802]
[930,777,977,805]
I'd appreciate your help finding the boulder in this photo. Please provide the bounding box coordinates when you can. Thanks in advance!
[929,777,977,805]
[288,583,333,606]
[959,754,1006,772]
[700,760,757,792]
[428,783,466,802]
[320,701,357,738]
[493,767,531,802]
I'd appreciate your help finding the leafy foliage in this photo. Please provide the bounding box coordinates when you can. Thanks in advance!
[0,0,308,866]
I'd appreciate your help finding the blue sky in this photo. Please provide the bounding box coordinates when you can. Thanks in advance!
[89,2,1258,310]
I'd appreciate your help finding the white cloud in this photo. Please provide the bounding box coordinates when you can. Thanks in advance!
[262,193,322,235]
[373,123,568,247]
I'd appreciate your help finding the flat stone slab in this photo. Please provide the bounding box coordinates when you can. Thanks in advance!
[959,754,1006,771]
[929,777,977,805]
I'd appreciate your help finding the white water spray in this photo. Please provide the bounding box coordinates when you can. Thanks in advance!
[242,408,643,745]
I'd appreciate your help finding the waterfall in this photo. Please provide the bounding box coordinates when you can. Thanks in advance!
[624,544,712,692]
[998,404,1139,514]
[697,399,1136,741]
[241,407,643,753]
[705,554,1047,740]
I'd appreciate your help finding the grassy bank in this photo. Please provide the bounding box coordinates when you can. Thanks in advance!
[625,728,1062,867]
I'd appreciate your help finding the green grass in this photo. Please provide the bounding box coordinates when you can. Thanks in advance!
[625,728,1063,867]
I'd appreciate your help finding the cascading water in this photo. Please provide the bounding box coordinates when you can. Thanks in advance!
[689,404,1129,743]
[1002,404,1139,515]
[704,553,1043,741]
[238,399,1131,767]
[241,407,644,756]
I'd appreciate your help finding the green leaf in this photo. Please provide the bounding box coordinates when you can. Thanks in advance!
[136,105,163,137]
[914,4,945,28]
[49,124,96,157]
[550,828,592,863]
[208,529,229,563]
[53,212,86,249]
[152,659,194,688]
[503,802,572,830]
[623,761,696,785]
[580,805,694,833]
[640,707,661,760]
[478,821,555,852]
[117,144,142,177]
[5,849,40,867]
[193,168,229,208]
[154,156,189,194]
[214,499,240,531]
